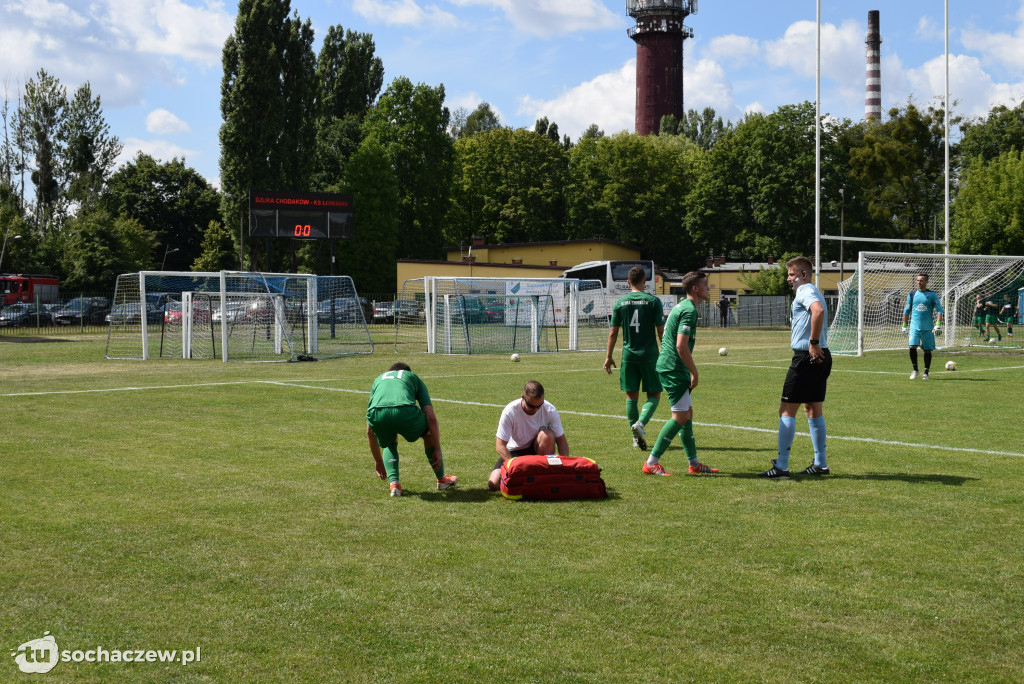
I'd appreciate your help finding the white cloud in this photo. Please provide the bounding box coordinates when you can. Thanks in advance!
[961,20,1024,76]
[517,60,634,139]
[352,0,458,28]
[4,0,86,28]
[146,108,191,135]
[682,59,738,119]
[449,92,507,123]
[906,53,1024,120]
[701,35,760,68]
[451,0,619,38]
[101,0,234,67]
[117,137,200,169]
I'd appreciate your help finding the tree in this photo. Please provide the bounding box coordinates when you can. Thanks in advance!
[219,0,293,266]
[61,207,155,291]
[335,134,399,293]
[737,253,801,294]
[64,82,121,206]
[192,220,238,272]
[848,102,955,245]
[103,153,220,271]
[313,26,384,186]
[461,102,501,138]
[448,127,567,246]
[680,107,728,150]
[959,101,1024,164]
[276,14,316,193]
[15,69,67,233]
[952,150,1024,255]
[361,77,454,260]
[566,132,698,269]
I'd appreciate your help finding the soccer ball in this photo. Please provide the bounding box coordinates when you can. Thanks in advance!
[990,337,998,344]
[718,347,728,356]
[945,360,956,371]
[510,353,520,362]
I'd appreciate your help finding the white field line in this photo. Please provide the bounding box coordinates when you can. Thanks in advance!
[5,379,1023,459]
[265,381,1024,459]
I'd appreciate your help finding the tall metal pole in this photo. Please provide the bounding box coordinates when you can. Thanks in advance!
[814,0,821,285]
[839,189,845,283]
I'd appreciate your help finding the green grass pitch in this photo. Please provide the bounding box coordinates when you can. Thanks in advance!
[2,329,1023,682]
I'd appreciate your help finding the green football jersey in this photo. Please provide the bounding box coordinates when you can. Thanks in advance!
[366,369,431,411]
[610,291,664,363]
[656,298,698,378]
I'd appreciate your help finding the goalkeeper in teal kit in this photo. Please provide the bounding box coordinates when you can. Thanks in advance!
[366,362,458,497]
[902,273,943,380]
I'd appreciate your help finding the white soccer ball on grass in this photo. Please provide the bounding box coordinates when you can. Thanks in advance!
[511,353,520,362]
[945,360,956,371]
[718,347,728,356]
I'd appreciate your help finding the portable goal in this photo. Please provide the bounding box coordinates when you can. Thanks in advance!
[395,276,612,354]
[828,252,1024,355]
[105,271,373,361]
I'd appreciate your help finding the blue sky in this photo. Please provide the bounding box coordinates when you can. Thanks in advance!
[3,0,1024,187]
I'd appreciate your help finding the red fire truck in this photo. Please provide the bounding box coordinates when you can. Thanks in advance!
[0,274,60,306]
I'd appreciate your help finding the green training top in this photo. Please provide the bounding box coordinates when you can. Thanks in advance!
[366,369,431,412]
[656,298,697,379]
[610,291,665,363]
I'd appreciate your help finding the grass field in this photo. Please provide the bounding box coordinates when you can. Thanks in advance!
[2,329,1023,682]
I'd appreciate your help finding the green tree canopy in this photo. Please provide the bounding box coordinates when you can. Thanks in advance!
[952,150,1024,255]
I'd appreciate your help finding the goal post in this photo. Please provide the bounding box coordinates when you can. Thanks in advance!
[828,252,1024,356]
[398,276,611,355]
[106,271,373,361]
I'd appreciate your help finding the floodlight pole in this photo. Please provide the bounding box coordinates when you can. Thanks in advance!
[162,246,180,271]
[839,189,845,283]
[0,230,22,271]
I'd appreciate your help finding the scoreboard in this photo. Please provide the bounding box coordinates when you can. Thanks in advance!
[249,190,353,239]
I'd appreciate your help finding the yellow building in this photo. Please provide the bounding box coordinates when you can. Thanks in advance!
[397,238,649,290]
[396,239,853,296]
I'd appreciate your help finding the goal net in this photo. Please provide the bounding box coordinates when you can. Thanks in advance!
[106,271,373,361]
[396,276,611,354]
[828,252,1024,355]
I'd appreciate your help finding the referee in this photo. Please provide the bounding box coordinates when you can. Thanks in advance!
[760,256,832,479]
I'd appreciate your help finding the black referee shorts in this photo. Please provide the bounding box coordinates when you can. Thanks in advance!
[781,349,832,404]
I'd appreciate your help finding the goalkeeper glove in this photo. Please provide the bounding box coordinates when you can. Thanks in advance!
[901,323,907,333]
[933,322,942,332]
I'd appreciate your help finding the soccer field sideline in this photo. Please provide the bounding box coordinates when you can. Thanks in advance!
[6,372,1023,460]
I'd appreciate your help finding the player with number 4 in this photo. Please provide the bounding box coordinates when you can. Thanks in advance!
[604,266,665,451]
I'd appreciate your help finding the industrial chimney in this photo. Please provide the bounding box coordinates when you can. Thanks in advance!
[627,0,696,136]
[865,10,882,120]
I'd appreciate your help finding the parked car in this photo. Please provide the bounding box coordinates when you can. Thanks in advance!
[52,298,111,326]
[164,301,212,325]
[105,303,163,325]
[0,303,53,327]
[373,299,422,324]
[318,297,368,324]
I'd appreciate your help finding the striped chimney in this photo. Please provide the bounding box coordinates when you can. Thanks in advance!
[865,10,882,120]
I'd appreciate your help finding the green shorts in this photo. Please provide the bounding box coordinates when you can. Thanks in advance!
[367,405,427,447]
[658,369,691,408]
[985,314,1000,324]
[620,359,663,393]
[973,316,985,326]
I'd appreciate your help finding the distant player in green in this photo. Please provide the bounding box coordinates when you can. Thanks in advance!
[366,362,458,497]
[604,266,664,451]
[973,295,986,337]
[643,271,718,476]
[999,294,1016,337]
[902,273,943,380]
[983,294,1002,342]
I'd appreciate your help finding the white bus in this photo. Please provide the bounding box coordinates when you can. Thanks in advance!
[560,260,656,296]
[561,260,665,323]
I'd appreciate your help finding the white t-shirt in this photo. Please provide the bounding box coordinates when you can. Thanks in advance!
[496,398,565,451]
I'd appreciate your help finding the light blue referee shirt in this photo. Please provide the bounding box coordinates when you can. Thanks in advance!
[791,282,829,351]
